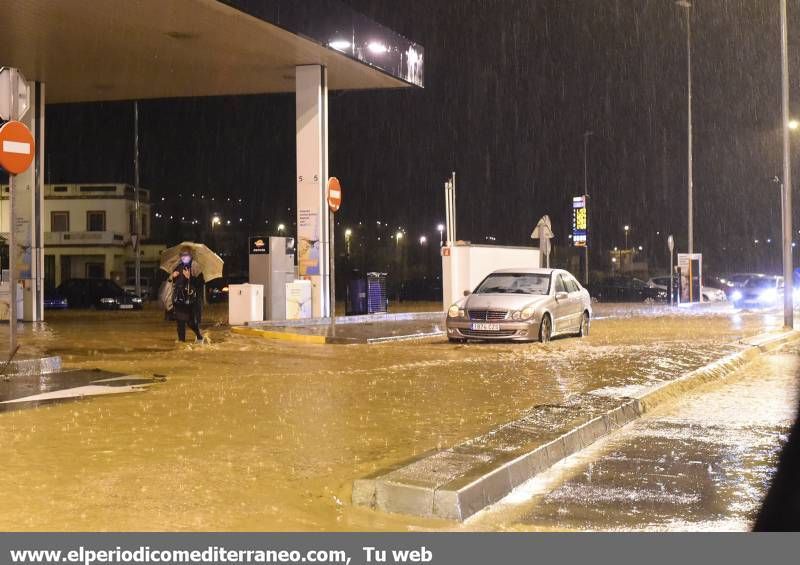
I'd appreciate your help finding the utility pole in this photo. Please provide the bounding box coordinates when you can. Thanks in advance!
[676,0,694,300]
[780,0,794,328]
[583,131,593,286]
[133,101,141,299]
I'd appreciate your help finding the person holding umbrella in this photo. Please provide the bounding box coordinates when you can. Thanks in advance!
[160,242,224,343]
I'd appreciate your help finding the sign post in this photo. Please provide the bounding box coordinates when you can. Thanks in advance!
[327,177,342,336]
[572,196,588,283]
[667,235,675,306]
[0,68,34,357]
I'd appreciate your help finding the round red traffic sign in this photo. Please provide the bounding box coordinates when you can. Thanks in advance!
[327,177,342,212]
[0,120,35,175]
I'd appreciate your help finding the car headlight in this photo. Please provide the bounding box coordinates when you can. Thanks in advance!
[511,311,522,320]
[100,297,117,304]
[448,305,461,318]
[760,289,777,302]
[132,297,143,303]
[731,290,742,301]
[521,306,536,320]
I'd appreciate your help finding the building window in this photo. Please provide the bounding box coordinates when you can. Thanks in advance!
[86,211,106,232]
[51,211,70,232]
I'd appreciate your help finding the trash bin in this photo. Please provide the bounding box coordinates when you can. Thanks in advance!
[346,272,368,316]
[367,272,388,314]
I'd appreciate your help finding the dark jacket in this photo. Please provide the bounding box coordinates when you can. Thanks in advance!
[171,261,204,322]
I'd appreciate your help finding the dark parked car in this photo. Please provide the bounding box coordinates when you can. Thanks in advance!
[57,278,143,310]
[206,276,247,303]
[589,276,667,303]
[43,286,69,310]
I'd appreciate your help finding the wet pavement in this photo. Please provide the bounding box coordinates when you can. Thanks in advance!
[0,302,793,531]
[472,344,800,531]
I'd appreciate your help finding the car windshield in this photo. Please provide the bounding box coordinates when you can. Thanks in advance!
[730,274,756,283]
[475,273,551,295]
[744,278,775,289]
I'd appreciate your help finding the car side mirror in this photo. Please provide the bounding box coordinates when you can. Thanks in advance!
[556,291,568,301]
[463,290,471,297]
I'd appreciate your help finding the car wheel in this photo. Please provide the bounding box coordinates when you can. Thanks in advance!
[539,314,552,343]
[578,312,590,337]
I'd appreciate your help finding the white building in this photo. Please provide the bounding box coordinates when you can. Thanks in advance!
[1,183,163,289]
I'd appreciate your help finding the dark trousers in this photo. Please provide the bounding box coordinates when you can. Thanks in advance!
[177,319,202,341]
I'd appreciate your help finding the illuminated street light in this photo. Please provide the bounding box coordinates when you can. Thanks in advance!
[624,225,630,249]
[437,223,445,246]
[277,223,286,234]
[396,231,404,241]
[419,235,427,245]
[344,228,353,238]
[211,215,221,229]
[790,120,799,130]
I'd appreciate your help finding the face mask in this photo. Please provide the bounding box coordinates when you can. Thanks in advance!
[181,256,191,265]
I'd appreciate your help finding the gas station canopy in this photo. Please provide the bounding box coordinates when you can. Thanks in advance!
[0,0,424,104]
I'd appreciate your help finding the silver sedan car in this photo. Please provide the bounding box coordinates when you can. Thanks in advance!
[446,268,592,343]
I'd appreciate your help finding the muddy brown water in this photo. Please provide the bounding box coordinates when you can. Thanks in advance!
[0,303,788,530]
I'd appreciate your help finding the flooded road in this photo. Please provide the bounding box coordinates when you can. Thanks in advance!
[0,303,792,531]
[474,344,799,531]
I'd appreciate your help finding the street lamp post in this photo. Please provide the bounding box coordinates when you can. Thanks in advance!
[676,0,694,261]
[780,0,794,328]
[437,224,445,246]
[624,225,630,250]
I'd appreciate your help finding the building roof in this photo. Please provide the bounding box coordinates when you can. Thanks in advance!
[0,0,424,103]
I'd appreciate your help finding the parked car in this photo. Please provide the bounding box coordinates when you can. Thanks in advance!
[207,276,247,303]
[123,277,154,300]
[43,286,69,310]
[446,268,592,343]
[731,275,783,309]
[589,276,667,303]
[57,278,144,310]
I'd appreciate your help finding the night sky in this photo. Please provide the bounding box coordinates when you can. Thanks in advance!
[31,0,800,273]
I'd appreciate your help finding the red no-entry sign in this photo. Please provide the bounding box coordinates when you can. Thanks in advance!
[0,120,35,175]
[327,177,342,212]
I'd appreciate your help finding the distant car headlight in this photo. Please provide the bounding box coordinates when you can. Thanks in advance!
[731,291,743,301]
[521,306,536,320]
[100,297,117,304]
[448,305,461,318]
[132,297,143,303]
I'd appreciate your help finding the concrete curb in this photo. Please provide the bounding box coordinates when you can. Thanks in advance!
[352,329,799,521]
[246,311,444,328]
[231,326,329,345]
[1,356,62,377]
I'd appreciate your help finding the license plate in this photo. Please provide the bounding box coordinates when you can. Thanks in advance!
[119,304,134,310]
[471,323,500,331]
